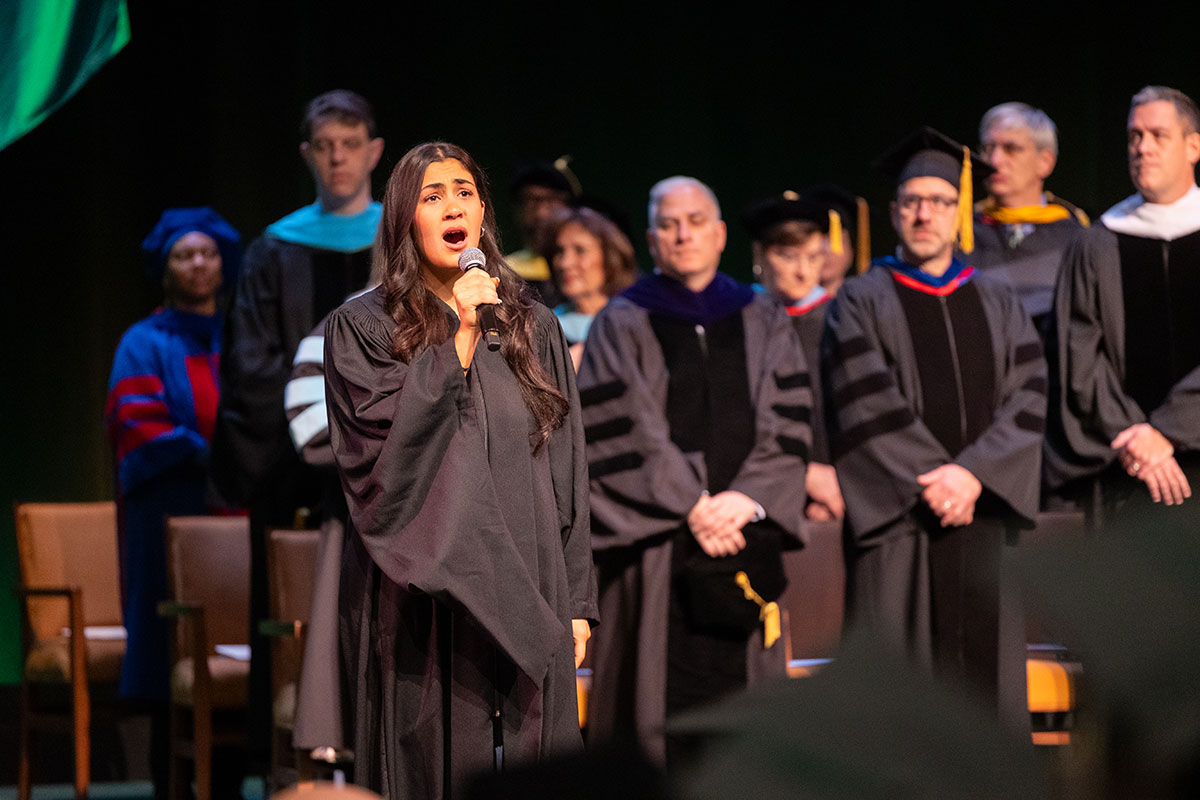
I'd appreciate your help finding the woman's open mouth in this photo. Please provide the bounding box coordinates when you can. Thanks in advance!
[443,228,467,247]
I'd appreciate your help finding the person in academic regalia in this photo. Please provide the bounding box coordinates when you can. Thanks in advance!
[742,191,843,521]
[1046,85,1200,532]
[282,274,380,757]
[505,158,580,306]
[577,176,810,767]
[969,102,1090,340]
[536,204,638,370]
[323,141,596,800]
[105,206,241,798]
[801,183,872,297]
[210,90,385,760]
[823,128,1045,726]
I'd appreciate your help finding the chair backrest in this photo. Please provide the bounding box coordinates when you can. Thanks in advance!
[14,501,122,642]
[267,527,321,684]
[780,518,847,659]
[268,528,321,625]
[165,515,250,655]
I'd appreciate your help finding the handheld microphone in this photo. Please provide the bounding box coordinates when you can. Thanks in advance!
[458,247,501,351]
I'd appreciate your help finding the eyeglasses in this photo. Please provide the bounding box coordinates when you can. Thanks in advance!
[980,140,1031,158]
[897,194,958,213]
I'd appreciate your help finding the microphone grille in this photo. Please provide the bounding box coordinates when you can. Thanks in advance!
[458,247,486,272]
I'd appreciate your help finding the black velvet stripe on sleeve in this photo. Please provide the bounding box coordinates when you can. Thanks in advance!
[774,371,811,390]
[589,452,647,479]
[1014,342,1042,366]
[584,417,634,444]
[776,434,809,459]
[835,335,873,360]
[1014,410,1045,434]
[770,403,811,423]
[833,407,917,458]
[579,379,628,407]
[833,371,893,408]
[1021,375,1048,395]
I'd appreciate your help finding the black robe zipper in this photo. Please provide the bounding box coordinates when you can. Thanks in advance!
[1163,240,1176,379]
[939,295,970,447]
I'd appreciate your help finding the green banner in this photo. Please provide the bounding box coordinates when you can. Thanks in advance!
[0,0,130,152]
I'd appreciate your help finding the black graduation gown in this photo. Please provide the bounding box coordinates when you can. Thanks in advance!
[823,264,1044,719]
[577,288,810,763]
[1046,223,1200,527]
[213,234,373,508]
[324,289,596,800]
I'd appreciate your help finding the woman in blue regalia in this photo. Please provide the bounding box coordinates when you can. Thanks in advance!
[104,207,240,797]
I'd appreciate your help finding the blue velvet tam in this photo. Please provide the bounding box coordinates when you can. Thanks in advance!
[141,206,242,284]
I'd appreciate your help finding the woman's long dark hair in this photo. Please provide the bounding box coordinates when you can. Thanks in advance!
[378,141,567,451]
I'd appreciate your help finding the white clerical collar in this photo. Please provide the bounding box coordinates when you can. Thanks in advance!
[1100,184,1200,241]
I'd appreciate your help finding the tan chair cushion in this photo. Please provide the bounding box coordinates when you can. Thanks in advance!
[170,656,250,709]
[24,636,125,684]
[274,681,297,730]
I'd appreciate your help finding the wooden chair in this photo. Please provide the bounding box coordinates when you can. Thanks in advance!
[262,527,322,790]
[779,518,846,676]
[159,515,251,800]
[14,501,125,800]
[1020,510,1087,744]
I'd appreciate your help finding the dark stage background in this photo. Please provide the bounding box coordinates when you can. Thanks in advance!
[2,0,1199,683]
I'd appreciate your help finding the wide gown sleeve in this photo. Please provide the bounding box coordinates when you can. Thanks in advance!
[1045,229,1146,487]
[285,325,334,468]
[324,301,564,688]
[576,301,706,550]
[105,325,209,494]
[726,301,811,541]
[1150,366,1200,451]
[952,284,1046,524]
[537,311,599,623]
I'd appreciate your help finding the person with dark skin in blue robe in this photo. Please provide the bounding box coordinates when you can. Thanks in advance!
[106,206,240,799]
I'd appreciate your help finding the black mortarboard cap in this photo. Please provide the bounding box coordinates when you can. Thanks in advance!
[510,156,582,198]
[740,190,828,240]
[873,126,993,253]
[803,183,872,272]
[873,125,993,189]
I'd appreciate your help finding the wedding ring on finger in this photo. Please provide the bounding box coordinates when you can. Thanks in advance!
[1132,462,1141,474]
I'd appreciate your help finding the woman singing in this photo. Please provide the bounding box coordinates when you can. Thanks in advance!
[324,142,597,799]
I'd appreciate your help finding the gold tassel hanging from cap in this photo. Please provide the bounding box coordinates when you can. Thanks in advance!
[828,210,844,255]
[735,571,781,649]
[958,145,974,254]
[553,155,583,197]
[855,196,871,274]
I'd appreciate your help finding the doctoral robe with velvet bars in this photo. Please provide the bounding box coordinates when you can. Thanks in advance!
[576,279,809,763]
[822,261,1044,724]
[105,308,223,700]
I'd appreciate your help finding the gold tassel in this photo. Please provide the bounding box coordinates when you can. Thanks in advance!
[828,210,844,255]
[855,196,871,274]
[553,155,583,197]
[958,145,974,254]
[735,571,782,649]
